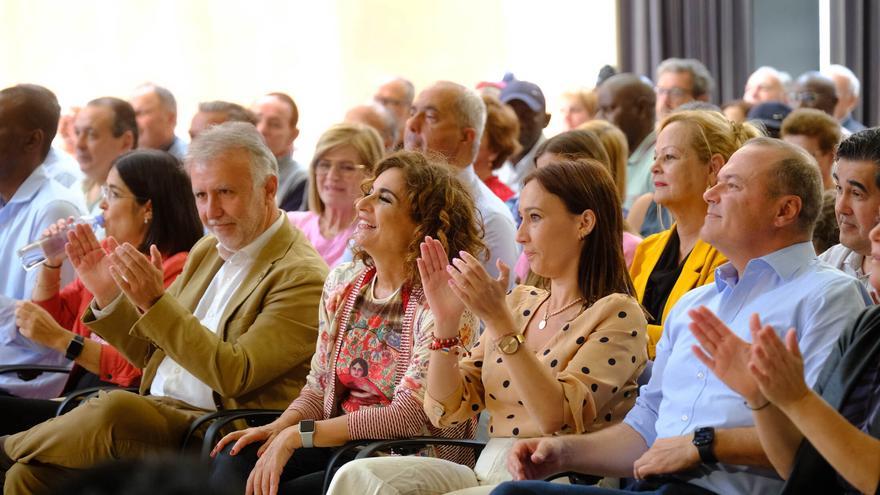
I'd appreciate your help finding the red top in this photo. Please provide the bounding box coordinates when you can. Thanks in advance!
[35,251,188,387]
[483,175,515,202]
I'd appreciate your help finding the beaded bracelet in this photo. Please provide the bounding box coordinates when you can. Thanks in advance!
[429,334,461,351]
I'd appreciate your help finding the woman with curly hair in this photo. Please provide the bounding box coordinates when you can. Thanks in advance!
[327,160,648,494]
[209,151,486,495]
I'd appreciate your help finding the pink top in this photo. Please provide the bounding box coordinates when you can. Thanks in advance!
[515,231,643,282]
[287,211,356,268]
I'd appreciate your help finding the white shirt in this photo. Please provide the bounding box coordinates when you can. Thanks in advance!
[457,165,518,287]
[819,243,874,296]
[94,211,285,409]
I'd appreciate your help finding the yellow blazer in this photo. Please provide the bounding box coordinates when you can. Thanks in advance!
[84,219,328,411]
[629,226,727,359]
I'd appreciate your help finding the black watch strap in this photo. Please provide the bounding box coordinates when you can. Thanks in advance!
[65,334,85,360]
[693,426,718,464]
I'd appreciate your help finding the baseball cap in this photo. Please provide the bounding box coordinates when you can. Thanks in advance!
[500,80,546,112]
[747,102,792,133]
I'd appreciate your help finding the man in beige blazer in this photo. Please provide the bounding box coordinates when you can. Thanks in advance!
[0,122,327,494]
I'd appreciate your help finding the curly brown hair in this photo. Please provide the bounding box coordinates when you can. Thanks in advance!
[352,151,487,287]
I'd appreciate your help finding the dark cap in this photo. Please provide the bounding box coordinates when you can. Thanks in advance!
[747,102,792,132]
[500,80,546,112]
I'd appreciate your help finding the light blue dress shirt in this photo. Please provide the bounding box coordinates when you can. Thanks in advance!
[0,166,85,398]
[623,241,870,494]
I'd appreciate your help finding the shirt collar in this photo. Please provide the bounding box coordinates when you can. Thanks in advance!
[629,131,657,163]
[216,209,285,261]
[715,241,817,290]
[3,166,48,207]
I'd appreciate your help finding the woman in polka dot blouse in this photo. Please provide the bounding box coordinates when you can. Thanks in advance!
[328,160,648,494]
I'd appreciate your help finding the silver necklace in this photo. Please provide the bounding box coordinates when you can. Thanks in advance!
[537,297,585,330]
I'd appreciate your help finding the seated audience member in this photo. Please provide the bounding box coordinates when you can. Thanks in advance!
[560,87,597,131]
[288,123,384,267]
[0,84,85,399]
[791,72,839,118]
[344,104,397,152]
[654,58,714,121]
[743,66,790,105]
[721,99,752,124]
[823,64,867,132]
[57,105,80,156]
[406,81,518,281]
[497,79,552,192]
[373,77,415,150]
[746,101,792,139]
[812,190,840,256]
[73,97,138,213]
[0,150,203,434]
[253,92,308,211]
[209,152,485,494]
[819,128,880,293]
[0,122,327,495]
[130,83,187,159]
[490,137,870,495]
[629,110,759,359]
[476,94,522,202]
[595,74,656,211]
[578,120,630,209]
[189,100,257,140]
[690,203,880,494]
[781,108,842,190]
[327,160,648,494]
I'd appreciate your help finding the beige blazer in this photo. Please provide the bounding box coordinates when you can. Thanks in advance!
[84,219,328,411]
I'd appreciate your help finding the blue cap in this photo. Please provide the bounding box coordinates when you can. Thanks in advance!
[500,80,546,112]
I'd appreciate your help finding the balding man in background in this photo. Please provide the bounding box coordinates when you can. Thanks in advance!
[253,92,308,212]
[189,101,256,141]
[743,66,789,105]
[130,83,187,159]
[823,64,867,133]
[374,77,414,150]
[344,103,397,152]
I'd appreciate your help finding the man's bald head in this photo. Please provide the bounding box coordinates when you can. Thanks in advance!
[344,104,397,151]
[595,73,656,152]
[0,84,60,160]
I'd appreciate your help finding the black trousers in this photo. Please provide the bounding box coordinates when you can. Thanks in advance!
[210,441,357,495]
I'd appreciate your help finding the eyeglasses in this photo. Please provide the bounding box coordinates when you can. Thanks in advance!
[100,185,142,202]
[791,91,818,103]
[315,160,366,178]
[374,96,407,109]
[654,86,692,99]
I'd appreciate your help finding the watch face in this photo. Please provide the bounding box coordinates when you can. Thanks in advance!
[299,420,315,433]
[498,334,523,354]
[693,427,713,446]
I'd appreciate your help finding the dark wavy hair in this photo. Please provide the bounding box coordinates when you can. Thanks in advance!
[523,160,636,305]
[112,150,203,255]
[352,151,487,287]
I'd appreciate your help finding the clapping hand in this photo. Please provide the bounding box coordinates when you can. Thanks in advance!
[416,237,465,331]
[107,243,165,312]
[446,252,513,338]
[64,223,120,308]
[748,326,810,411]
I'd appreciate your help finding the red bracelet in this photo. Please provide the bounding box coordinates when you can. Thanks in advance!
[429,334,461,351]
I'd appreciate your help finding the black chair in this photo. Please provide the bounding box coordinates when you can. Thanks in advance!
[181,409,286,460]
[0,364,70,382]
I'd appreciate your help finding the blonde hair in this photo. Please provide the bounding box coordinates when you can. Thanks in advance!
[659,110,762,164]
[578,119,629,203]
[562,88,598,118]
[307,123,385,214]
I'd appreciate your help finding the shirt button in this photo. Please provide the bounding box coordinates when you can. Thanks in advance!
[697,372,705,379]
[681,414,688,421]
[433,405,445,417]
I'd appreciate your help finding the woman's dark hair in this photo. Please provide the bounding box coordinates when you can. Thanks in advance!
[523,160,635,305]
[112,150,203,255]
[350,358,369,372]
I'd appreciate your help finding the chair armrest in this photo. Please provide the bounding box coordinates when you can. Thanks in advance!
[0,364,70,381]
[180,409,284,459]
[354,437,488,459]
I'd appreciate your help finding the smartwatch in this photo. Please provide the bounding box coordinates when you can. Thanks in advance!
[299,419,316,448]
[65,334,85,360]
[692,426,718,464]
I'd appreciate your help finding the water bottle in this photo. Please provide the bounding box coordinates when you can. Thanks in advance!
[17,215,105,271]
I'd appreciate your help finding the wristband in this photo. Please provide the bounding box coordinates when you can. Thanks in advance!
[65,334,85,360]
[429,334,461,351]
[744,400,771,411]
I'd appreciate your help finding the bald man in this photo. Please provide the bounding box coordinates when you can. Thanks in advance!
[373,77,414,149]
[596,73,657,209]
[344,104,397,152]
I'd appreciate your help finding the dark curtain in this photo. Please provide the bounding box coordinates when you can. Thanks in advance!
[830,0,879,127]
[617,0,753,106]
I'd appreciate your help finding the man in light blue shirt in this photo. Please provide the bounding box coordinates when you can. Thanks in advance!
[0,85,85,399]
[493,138,868,495]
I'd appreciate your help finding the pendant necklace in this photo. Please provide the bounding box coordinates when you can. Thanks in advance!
[538,297,585,330]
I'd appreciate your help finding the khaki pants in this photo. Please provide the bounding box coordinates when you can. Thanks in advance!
[2,389,208,495]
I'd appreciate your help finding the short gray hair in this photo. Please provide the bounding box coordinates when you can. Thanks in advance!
[186,122,278,187]
[748,137,822,235]
[198,100,257,125]
[438,81,487,158]
[823,64,860,98]
[657,58,714,99]
[134,83,177,113]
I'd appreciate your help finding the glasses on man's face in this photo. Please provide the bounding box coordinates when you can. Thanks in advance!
[374,96,406,109]
[792,91,818,103]
[654,86,691,99]
[100,185,140,202]
[315,160,366,178]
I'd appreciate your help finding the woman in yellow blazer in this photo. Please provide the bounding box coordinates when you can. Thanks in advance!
[630,110,761,358]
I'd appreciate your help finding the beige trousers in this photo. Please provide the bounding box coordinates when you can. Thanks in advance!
[2,389,207,495]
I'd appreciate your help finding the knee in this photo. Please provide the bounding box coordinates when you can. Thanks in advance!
[209,442,259,483]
